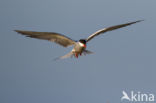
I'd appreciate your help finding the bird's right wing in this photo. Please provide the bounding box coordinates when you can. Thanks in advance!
[15,30,76,47]
[86,20,143,42]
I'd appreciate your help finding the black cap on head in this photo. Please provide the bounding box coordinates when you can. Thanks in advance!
[79,39,86,44]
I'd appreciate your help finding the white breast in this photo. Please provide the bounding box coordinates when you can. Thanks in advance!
[78,42,84,47]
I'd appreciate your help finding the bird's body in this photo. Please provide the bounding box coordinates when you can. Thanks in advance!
[72,43,85,57]
[72,40,87,57]
[15,20,143,60]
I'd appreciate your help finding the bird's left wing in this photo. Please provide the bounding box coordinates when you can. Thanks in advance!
[86,20,143,42]
[15,30,76,47]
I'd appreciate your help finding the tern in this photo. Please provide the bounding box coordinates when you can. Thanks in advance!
[15,20,143,60]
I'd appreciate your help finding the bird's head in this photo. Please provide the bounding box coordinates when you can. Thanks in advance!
[79,39,87,48]
[79,39,86,44]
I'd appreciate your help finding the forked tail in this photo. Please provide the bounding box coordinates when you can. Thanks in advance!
[82,50,94,55]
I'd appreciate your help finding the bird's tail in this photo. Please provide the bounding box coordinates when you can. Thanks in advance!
[82,50,94,55]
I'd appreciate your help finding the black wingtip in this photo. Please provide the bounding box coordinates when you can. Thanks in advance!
[126,19,144,26]
[14,30,19,32]
[14,30,22,33]
[135,20,144,23]
[138,19,144,22]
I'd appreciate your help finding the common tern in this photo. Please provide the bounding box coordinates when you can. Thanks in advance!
[15,20,143,60]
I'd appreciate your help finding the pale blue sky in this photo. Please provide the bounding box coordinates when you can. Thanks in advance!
[0,0,156,103]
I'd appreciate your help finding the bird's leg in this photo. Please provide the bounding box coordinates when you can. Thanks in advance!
[75,53,78,58]
[80,53,82,56]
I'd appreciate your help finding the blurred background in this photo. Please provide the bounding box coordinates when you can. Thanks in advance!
[0,0,156,103]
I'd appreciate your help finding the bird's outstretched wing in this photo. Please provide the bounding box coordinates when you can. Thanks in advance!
[15,30,76,47]
[86,20,143,42]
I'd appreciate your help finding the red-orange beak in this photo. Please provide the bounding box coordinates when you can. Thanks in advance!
[83,44,86,48]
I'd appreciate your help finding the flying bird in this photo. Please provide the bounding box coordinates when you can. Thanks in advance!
[15,20,143,60]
